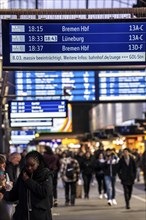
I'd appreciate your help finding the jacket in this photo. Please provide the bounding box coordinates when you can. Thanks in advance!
[4,168,53,220]
[118,156,136,185]
[103,156,119,177]
[81,156,94,176]
[60,157,80,182]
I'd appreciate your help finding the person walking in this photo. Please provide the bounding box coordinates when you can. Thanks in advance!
[43,146,60,207]
[81,151,94,199]
[93,152,107,199]
[60,151,80,206]
[3,151,53,220]
[118,148,136,209]
[104,148,119,206]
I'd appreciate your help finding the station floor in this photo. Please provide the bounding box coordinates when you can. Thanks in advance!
[52,177,146,220]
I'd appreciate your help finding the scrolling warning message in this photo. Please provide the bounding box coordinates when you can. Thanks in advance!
[2,19,146,68]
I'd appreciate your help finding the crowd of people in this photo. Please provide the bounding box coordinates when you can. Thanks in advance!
[0,145,146,220]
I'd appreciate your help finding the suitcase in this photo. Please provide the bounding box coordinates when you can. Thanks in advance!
[76,182,82,198]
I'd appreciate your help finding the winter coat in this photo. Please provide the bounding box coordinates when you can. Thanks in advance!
[103,156,119,177]
[43,153,60,173]
[60,157,80,182]
[81,157,94,176]
[93,158,105,177]
[4,168,53,220]
[5,162,20,183]
[118,156,136,185]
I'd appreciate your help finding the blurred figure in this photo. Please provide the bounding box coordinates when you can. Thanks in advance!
[81,151,94,199]
[75,150,84,171]
[104,148,119,206]
[118,148,136,209]
[43,146,60,207]
[5,152,21,218]
[4,151,53,220]
[6,152,21,184]
[94,143,105,159]
[0,155,11,220]
[0,155,6,190]
[19,149,27,170]
[132,148,141,182]
[141,149,146,191]
[93,152,107,199]
[60,151,80,206]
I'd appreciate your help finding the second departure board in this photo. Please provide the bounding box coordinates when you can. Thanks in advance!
[98,70,146,101]
[15,70,96,101]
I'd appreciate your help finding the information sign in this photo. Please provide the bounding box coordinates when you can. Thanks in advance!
[98,70,146,101]
[15,70,95,101]
[2,19,146,69]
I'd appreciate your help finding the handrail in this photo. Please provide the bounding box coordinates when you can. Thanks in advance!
[0,8,145,16]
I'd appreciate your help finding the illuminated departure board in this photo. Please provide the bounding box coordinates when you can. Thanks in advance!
[15,70,95,101]
[11,130,35,144]
[9,100,67,118]
[10,103,72,130]
[2,19,146,69]
[98,70,146,101]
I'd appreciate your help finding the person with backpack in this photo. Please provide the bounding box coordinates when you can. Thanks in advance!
[60,151,80,206]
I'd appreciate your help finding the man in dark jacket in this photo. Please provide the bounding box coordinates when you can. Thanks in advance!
[118,148,136,209]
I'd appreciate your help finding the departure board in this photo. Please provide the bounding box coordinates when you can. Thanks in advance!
[98,70,146,101]
[10,118,53,127]
[9,100,67,118]
[10,103,72,130]
[11,130,35,144]
[15,70,95,101]
[2,19,146,69]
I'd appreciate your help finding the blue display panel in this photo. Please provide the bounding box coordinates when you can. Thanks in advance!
[9,100,67,118]
[98,70,146,101]
[9,103,72,130]
[11,130,35,144]
[15,70,95,101]
[2,19,146,69]
[10,118,53,127]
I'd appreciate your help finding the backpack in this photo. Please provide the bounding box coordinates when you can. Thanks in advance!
[65,161,75,179]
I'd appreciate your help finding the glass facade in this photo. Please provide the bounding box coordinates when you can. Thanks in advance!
[0,0,137,9]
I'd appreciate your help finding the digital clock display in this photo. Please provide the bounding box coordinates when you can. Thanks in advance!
[2,19,146,69]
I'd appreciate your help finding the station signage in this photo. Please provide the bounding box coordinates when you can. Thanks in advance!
[2,19,146,69]
[15,70,95,102]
